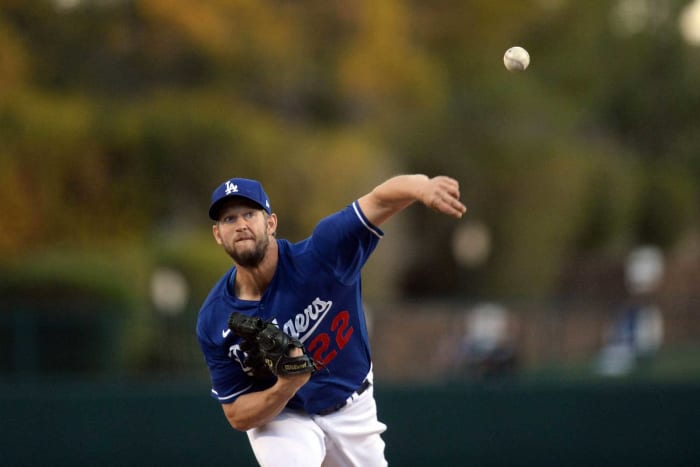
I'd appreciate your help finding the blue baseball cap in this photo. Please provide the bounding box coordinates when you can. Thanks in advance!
[208,178,272,220]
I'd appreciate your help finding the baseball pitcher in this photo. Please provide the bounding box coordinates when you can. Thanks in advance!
[196,175,466,466]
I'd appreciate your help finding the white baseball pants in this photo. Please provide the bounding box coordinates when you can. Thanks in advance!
[246,385,388,467]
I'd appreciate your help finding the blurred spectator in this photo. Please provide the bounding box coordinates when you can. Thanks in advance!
[596,246,665,376]
[595,303,664,376]
[456,302,518,381]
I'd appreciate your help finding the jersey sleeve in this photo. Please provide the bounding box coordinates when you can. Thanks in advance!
[199,341,253,403]
[309,201,384,285]
[196,306,254,404]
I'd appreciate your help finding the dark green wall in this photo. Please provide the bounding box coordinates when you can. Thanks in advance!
[1,382,698,466]
[380,383,700,466]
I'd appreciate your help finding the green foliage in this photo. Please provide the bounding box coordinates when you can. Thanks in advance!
[635,161,699,247]
[0,247,144,306]
[0,0,698,308]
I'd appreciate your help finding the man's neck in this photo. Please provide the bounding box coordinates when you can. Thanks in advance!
[233,239,278,301]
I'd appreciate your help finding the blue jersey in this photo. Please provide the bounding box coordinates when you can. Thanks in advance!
[196,201,383,415]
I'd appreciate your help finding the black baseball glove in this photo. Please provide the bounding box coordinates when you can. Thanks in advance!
[228,312,317,377]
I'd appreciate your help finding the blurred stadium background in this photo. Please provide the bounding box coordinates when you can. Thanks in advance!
[1,0,700,465]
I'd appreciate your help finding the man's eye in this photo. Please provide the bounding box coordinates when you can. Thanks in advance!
[243,212,255,219]
[222,216,236,224]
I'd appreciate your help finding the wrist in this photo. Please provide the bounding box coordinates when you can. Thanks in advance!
[271,378,301,400]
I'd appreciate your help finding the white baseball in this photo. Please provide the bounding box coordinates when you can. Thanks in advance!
[503,46,530,72]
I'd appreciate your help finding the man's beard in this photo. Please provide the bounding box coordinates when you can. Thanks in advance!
[227,233,270,268]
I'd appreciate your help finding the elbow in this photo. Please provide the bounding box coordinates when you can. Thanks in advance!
[223,405,257,432]
[225,411,252,432]
[228,417,252,432]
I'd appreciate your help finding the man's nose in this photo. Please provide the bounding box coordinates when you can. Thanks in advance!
[234,219,249,230]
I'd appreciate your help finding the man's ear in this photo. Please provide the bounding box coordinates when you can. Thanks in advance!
[212,224,224,245]
[267,213,278,236]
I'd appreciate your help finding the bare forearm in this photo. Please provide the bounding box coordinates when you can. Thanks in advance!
[222,380,300,431]
[357,175,429,225]
[358,174,467,226]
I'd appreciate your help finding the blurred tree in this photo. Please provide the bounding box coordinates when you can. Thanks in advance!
[0,0,697,308]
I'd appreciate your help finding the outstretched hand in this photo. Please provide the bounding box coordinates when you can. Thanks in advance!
[358,173,468,226]
[419,176,467,219]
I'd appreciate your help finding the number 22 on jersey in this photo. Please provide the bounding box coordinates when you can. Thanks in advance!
[306,310,354,367]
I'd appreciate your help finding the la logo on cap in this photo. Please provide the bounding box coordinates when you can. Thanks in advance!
[225,181,239,195]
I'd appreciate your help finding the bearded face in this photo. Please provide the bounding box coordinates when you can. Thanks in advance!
[213,199,276,269]
[224,222,271,268]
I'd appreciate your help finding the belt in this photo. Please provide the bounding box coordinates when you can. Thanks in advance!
[317,379,371,416]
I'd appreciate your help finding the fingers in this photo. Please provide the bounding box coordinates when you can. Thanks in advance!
[434,196,467,218]
[426,176,467,219]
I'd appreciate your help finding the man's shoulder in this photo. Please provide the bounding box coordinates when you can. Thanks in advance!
[278,237,309,254]
[196,270,235,344]
[276,237,335,280]
[199,268,234,317]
